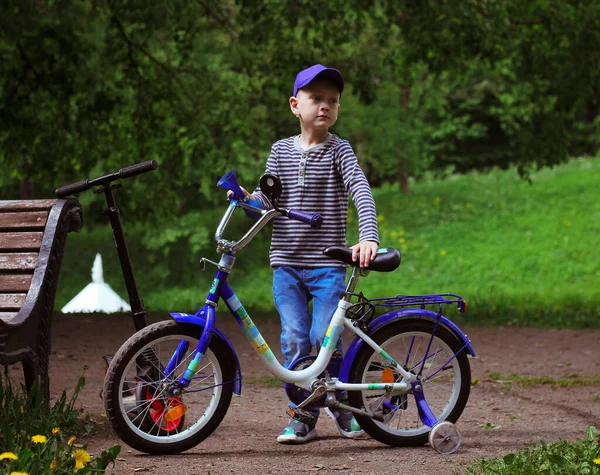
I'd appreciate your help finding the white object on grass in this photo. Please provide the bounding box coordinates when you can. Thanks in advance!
[61,254,131,313]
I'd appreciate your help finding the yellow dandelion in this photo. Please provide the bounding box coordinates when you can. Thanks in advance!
[377,215,385,223]
[74,461,85,472]
[0,452,18,461]
[67,436,76,446]
[10,472,29,475]
[440,250,447,256]
[73,449,91,466]
[465,202,472,208]
[51,427,60,435]
[594,457,600,465]
[50,460,57,470]
[399,238,406,244]
[31,435,47,444]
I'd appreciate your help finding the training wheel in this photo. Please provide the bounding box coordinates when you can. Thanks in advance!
[428,421,462,454]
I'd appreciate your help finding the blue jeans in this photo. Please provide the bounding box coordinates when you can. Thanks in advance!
[273,266,347,369]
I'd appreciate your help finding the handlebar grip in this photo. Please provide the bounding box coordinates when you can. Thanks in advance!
[287,209,323,228]
[119,160,158,179]
[55,180,90,198]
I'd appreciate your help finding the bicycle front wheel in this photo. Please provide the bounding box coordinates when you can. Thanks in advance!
[103,320,235,454]
[348,319,471,447]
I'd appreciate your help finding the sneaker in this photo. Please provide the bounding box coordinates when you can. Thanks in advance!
[324,407,365,439]
[277,419,318,444]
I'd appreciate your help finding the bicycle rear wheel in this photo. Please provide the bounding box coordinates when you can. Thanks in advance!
[103,320,235,454]
[348,319,471,447]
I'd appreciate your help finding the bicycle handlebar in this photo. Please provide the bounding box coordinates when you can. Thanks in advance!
[215,169,324,252]
[55,160,158,198]
[286,208,323,228]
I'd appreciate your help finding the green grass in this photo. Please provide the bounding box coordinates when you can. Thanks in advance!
[485,371,600,388]
[56,156,600,328]
[0,375,83,448]
[363,156,600,327]
[0,373,120,473]
[462,426,600,474]
[244,375,284,388]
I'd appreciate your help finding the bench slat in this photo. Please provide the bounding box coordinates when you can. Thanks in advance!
[0,293,26,310]
[0,253,38,271]
[0,232,43,251]
[0,200,56,212]
[0,211,49,231]
[0,274,33,292]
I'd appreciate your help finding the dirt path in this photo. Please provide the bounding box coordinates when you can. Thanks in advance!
[42,314,600,475]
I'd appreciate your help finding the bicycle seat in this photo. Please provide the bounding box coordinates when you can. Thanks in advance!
[323,246,401,272]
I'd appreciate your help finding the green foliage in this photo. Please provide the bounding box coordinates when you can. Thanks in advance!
[57,156,600,329]
[0,376,80,447]
[463,426,600,474]
[0,372,120,474]
[2,0,600,213]
[3,1,596,327]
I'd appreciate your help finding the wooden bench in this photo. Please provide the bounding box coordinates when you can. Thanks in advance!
[0,199,82,400]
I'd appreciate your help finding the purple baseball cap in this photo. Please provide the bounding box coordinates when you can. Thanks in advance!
[293,64,344,97]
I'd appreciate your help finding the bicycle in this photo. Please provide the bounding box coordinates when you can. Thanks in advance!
[61,165,475,456]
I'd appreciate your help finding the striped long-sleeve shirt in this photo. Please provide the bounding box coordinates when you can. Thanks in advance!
[253,133,379,268]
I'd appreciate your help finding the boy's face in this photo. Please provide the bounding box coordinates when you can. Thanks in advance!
[290,79,341,131]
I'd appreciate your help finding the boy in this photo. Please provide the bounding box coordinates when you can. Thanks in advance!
[242,64,379,444]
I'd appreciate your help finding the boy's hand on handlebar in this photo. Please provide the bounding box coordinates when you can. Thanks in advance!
[350,241,378,268]
[226,186,253,200]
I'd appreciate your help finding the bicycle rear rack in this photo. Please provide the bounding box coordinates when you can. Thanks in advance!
[344,292,467,332]
[370,294,467,313]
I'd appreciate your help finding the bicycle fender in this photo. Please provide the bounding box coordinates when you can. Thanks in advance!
[169,311,243,395]
[339,309,475,383]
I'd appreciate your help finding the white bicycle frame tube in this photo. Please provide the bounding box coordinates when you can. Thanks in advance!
[213,196,416,392]
[233,297,417,392]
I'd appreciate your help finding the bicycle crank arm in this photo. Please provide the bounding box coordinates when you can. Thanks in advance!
[328,399,385,422]
[287,385,327,423]
[288,385,326,412]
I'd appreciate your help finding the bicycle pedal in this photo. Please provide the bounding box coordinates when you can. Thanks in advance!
[287,405,316,425]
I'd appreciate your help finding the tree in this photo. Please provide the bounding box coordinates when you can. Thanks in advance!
[1,0,599,204]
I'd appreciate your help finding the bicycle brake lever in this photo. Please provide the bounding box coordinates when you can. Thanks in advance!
[199,257,220,271]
